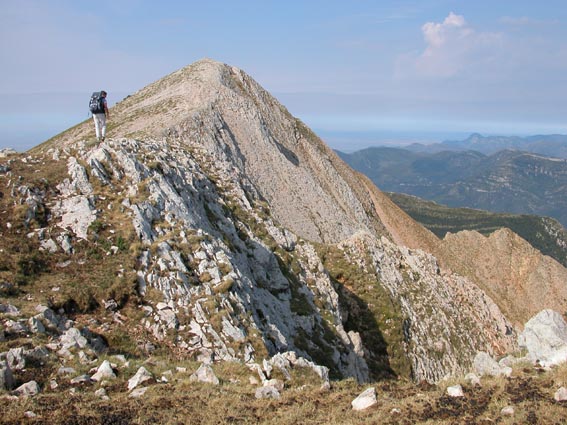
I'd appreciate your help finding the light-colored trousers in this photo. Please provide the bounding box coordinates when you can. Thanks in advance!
[93,113,107,139]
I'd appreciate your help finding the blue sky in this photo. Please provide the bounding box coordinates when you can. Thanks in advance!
[1,0,567,151]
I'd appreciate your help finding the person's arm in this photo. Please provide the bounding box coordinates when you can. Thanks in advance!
[104,100,110,118]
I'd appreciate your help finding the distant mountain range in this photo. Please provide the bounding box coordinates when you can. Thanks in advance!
[338,145,567,227]
[406,133,567,158]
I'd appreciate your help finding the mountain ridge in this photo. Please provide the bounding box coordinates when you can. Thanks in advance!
[40,58,386,245]
[2,58,565,391]
[405,133,567,158]
[387,191,567,268]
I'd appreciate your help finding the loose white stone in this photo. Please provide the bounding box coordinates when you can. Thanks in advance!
[264,379,284,392]
[474,352,505,377]
[70,375,92,385]
[351,387,377,411]
[255,385,280,399]
[57,367,76,376]
[464,373,481,387]
[0,361,14,391]
[189,364,219,385]
[128,366,153,391]
[501,406,515,416]
[113,355,127,365]
[94,388,106,396]
[14,380,40,397]
[554,387,567,402]
[447,385,464,397]
[129,387,148,398]
[91,360,116,381]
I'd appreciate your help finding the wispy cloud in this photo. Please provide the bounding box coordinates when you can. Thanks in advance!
[499,16,559,26]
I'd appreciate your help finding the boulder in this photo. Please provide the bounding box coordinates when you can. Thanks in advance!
[91,360,116,381]
[40,238,59,253]
[13,380,40,397]
[255,385,280,399]
[518,309,567,366]
[473,352,511,377]
[34,306,66,332]
[464,373,481,387]
[128,366,153,391]
[554,387,567,402]
[264,379,284,392]
[7,347,26,371]
[447,385,464,397]
[0,304,20,315]
[501,406,515,417]
[70,375,92,385]
[351,387,377,411]
[25,346,50,362]
[28,317,46,334]
[95,388,110,400]
[60,327,89,350]
[0,360,14,390]
[190,364,219,385]
[129,387,148,398]
[4,320,29,335]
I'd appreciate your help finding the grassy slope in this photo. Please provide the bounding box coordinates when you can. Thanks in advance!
[2,359,567,424]
[3,151,567,424]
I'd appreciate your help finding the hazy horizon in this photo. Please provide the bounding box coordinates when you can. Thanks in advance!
[1,90,564,153]
[2,1,566,152]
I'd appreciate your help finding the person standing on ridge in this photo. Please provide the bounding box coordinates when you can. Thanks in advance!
[89,90,109,142]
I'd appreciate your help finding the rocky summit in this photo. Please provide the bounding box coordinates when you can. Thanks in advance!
[2,59,567,423]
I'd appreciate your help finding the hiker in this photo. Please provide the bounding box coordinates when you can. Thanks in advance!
[89,90,109,142]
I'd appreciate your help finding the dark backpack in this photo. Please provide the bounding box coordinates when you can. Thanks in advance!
[89,92,105,114]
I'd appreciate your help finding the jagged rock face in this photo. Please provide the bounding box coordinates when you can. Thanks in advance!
[337,233,516,383]
[21,58,564,383]
[40,138,371,382]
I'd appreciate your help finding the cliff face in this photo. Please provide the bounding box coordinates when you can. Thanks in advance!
[13,58,565,383]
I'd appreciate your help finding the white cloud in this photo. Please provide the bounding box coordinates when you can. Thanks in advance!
[409,12,501,78]
[422,12,467,49]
